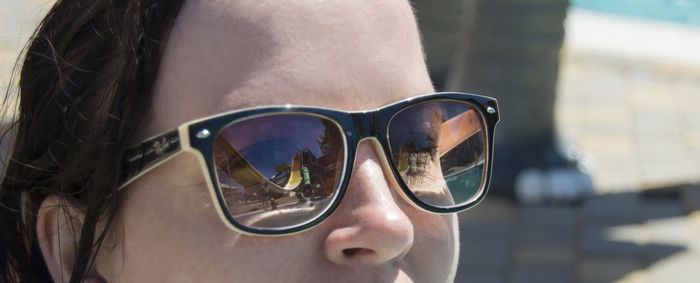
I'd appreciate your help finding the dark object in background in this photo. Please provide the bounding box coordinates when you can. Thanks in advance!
[414,0,592,202]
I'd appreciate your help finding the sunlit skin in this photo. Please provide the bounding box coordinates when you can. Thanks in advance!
[92,0,459,281]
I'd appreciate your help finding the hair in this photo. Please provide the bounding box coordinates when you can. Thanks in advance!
[0,0,184,281]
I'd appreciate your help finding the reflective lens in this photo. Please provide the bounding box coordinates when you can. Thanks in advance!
[213,114,345,230]
[388,101,486,208]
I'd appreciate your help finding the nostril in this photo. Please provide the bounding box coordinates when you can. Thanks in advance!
[343,248,359,257]
[343,248,373,257]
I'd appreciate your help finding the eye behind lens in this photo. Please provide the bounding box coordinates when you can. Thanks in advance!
[388,100,487,208]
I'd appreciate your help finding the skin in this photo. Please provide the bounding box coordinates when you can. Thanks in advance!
[39,0,460,282]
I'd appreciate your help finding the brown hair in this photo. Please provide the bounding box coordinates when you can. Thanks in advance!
[0,0,184,281]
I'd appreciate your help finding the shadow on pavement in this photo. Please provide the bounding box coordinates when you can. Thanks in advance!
[455,185,699,283]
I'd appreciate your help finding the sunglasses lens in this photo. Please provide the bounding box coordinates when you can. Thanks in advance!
[388,101,486,208]
[213,114,345,230]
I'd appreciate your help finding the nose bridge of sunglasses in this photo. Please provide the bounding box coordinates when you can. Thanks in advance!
[346,111,404,192]
[348,111,377,139]
[349,137,418,209]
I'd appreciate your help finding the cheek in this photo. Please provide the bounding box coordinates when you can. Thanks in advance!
[104,161,327,281]
[403,209,459,282]
[114,182,234,280]
[103,154,243,279]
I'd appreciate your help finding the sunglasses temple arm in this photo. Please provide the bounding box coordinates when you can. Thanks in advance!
[118,129,183,189]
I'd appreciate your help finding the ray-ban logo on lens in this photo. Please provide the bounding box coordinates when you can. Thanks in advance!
[152,137,170,155]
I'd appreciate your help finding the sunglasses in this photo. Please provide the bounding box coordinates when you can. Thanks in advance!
[120,92,499,235]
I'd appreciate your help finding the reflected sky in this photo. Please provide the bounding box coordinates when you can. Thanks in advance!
[218,114,329,178]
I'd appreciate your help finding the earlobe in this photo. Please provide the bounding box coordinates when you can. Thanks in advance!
[36,195,106,282]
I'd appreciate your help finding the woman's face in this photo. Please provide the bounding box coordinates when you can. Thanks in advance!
[97,0,459,281]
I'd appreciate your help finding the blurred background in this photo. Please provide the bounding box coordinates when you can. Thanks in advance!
[2,0,700,282]
[411,0,700,282]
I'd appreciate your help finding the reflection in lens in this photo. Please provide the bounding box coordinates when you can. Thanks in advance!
[213,114,344,230]
[388,101,485,208]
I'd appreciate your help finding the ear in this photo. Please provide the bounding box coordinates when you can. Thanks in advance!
[36,195,105,282]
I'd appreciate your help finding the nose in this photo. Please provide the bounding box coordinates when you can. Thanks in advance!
[324,139,414,266]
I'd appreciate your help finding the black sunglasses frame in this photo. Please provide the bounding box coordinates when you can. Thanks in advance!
[120,92,499,235]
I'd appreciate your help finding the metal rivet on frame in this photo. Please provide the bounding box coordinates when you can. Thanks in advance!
[196,129,212,139]
[487,106,496,114]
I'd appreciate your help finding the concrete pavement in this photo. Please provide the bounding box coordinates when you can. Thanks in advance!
[456,187,700,283]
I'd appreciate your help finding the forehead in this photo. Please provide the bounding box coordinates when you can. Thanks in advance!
[144,0,433,136]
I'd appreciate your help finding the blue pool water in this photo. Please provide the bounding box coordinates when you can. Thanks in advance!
[572,0,700,26]
[445,164,483,203]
